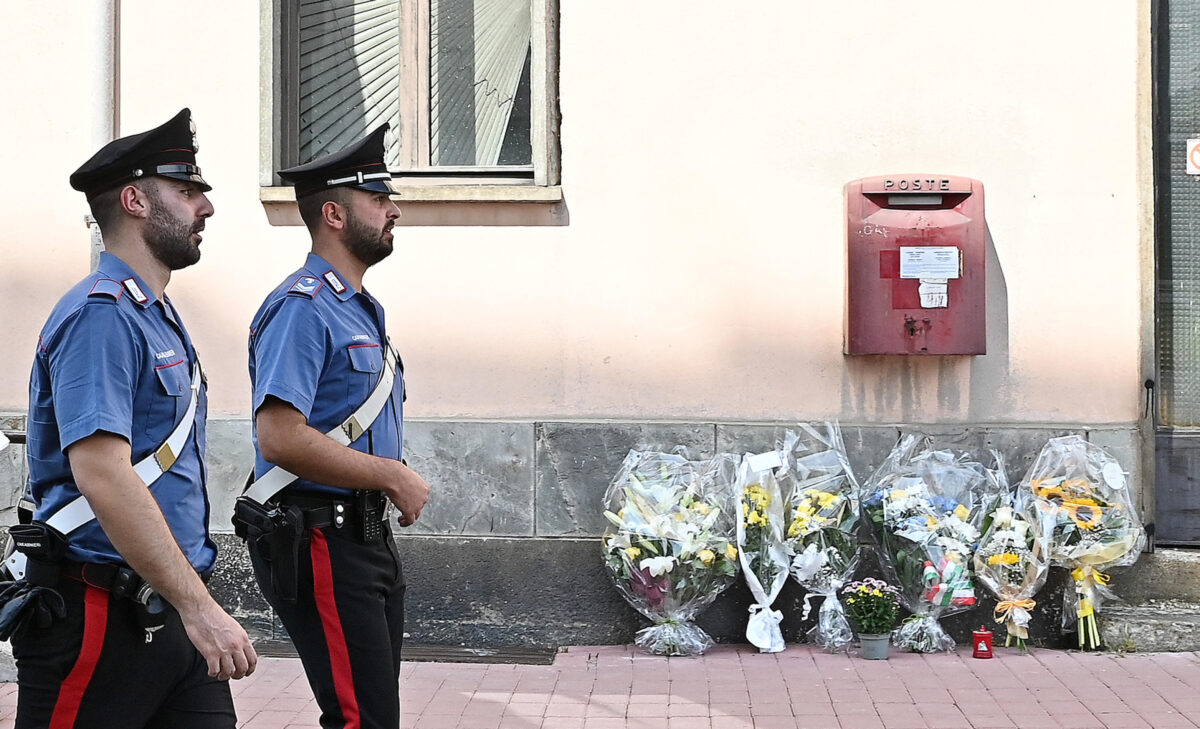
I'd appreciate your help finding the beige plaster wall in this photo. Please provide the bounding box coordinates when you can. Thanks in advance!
[0,1,1149,426]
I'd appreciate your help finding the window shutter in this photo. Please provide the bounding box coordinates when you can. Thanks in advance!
[298,0,401,166]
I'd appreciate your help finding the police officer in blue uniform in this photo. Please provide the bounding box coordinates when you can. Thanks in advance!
[11,109,257,729]
[245,124,429,729]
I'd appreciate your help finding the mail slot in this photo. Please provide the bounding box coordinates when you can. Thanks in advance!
[844,174,986,355]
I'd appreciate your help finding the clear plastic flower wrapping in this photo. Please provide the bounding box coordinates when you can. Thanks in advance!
[601,448,740,656]
[1020,435,1145,646]
[972,459,1050,647]
[776,424,861,653]
[735,454,790,653]
[862,435,1004,653]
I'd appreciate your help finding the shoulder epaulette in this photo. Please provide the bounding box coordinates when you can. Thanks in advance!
[87,278,124,302]
[287,275,324,299]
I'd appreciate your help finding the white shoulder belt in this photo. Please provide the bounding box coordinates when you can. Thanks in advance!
[5,359,204,580]
[242,339,401,504]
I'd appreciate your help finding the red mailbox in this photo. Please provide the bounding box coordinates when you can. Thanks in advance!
[844,174,986,355]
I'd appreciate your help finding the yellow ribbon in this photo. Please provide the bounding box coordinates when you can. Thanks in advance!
[993,599,1036,625]
[1070,567,1110,585]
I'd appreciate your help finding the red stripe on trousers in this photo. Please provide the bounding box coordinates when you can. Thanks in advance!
[311,529,361,729]
[49,586,109,729]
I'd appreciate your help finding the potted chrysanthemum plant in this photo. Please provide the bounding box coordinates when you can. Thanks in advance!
[842,578,902,659]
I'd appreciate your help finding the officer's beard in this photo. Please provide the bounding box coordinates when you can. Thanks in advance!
[345,210,394,267]
[144,185,203,271]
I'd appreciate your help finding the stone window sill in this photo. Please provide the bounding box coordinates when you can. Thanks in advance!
[260,185,567,227]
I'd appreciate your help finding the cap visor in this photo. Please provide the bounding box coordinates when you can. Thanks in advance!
[353,179,399,195]
[161,171,212,192]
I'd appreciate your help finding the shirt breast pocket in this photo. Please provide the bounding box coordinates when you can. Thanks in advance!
[147,361,190,441]
[346,344,382,404]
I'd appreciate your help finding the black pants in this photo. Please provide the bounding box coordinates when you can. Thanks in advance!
[11,575,235,729]
[249,525,405,729]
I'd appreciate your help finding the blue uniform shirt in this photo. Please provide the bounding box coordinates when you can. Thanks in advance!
[249,253,404,498]
[26,252,217,570]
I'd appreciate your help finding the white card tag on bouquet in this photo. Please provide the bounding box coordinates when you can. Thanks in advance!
[746,450,783,473]
[1102,463,1127,490]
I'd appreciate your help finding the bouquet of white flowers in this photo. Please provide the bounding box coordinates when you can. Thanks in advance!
[973,484,1050,651]
[602,449,741,656]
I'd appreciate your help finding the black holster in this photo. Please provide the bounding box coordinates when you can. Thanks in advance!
[9,522,69,586]
[234,497,305,603]
[0,522,69,639]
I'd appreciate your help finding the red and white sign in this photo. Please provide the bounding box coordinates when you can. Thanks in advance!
[1188,139,1200,175]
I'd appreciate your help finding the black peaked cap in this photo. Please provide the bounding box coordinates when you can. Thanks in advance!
[278,124,395,199]
[70,108,210,200]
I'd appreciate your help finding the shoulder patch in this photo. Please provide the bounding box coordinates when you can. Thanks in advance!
[323,270,347,294]
[87,278,124,301]
[122,278,149,304]
[287,275,324,298]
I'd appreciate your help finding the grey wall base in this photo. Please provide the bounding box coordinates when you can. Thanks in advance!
[2,416,1145,650]
[212,533,1081,650]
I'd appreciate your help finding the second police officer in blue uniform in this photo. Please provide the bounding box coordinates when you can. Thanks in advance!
[11,109,257,729]
[242,124,430,729]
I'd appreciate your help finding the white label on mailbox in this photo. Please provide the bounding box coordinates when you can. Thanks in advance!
[900,246,960,279]
[918,279,949,308]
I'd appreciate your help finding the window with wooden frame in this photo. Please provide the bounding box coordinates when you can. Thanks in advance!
[261,0,560,211]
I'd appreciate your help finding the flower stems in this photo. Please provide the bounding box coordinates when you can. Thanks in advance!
[1078,614,1100,650]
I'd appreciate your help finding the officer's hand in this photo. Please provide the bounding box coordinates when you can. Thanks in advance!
[386,461,430,527]
[180,599,259,680]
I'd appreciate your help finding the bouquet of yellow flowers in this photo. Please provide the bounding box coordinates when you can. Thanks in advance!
[862,436,1004,653]
[777,425,861,653]
[735,452,790,652]
[973,497,1049,651]
[602,448,741,656]
[1021,435,1145,650]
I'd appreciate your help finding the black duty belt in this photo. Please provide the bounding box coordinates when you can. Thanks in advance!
[276,491,390,532]
[61,560,211,595]
[59,560,188,642]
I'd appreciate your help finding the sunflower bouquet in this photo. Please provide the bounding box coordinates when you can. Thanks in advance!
[862,436,1004,653]
[973,498,1049,651]
[735,452,791,653]
[777,424,861,653]
[602,448,741,656]
[1021,435,1145,650]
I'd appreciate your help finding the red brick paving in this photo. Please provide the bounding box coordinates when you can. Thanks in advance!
[0,644,1198,728]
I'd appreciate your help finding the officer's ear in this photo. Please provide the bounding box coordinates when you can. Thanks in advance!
[320,199,347,231]
[119,182,152,220]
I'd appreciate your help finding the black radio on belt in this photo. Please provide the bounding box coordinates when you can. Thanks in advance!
[355,490,386,543]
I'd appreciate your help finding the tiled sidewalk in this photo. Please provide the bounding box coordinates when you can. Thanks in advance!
[2,644,1199,728]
